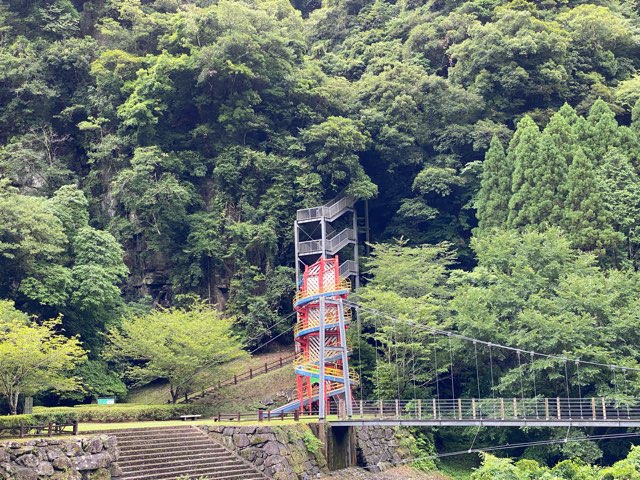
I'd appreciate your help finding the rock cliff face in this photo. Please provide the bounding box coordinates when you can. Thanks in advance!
[199,424,327,480]
[0,435,121,480]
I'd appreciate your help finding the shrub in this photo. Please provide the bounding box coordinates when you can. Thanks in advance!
[0,414,36,429]
[27,404,212,423]
[300,428,323,455]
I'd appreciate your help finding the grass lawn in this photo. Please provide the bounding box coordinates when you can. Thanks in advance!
[198,364,296,411]
[79,416,320,433]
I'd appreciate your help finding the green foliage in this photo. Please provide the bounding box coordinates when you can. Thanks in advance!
[507,116,543,228]
[472,446,640,479]
[2,2,640,472]
[476,104,639,266]
[302,116,375,199]
[0,301,87,414]
[29,403,209,423]
[72,360,128,402]
[300,427,323,455]
[562,148,621,257]
[0,182,69,306]
[452,228,640,398]
[0,414,37,433]
[2,0,640,337]
[0,182,126,345]
[476,136,510,230]
[107,304,248,402]
[357,240,455,398]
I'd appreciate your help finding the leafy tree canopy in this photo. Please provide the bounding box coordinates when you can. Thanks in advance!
[0,300,87,414]
[107,304,248,403]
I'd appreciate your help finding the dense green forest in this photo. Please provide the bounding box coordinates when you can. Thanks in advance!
[4,0,640,472]
[4,0,640,344]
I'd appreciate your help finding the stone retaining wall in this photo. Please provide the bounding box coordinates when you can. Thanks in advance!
[0,435,121,480]
[354,426,413,472]
[199,424,327,480]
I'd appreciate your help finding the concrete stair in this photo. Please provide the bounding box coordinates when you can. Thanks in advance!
[112,426,268,480]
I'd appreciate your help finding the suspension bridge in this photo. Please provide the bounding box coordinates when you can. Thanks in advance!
[264,196,640,432]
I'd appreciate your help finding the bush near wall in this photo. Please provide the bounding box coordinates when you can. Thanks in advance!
[0,414,35,430]
[0,404,211,429]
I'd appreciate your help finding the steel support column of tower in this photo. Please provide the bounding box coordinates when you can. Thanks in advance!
[337,298,353,418]
[294,220,300,285]
[318,296,327,421]
[352,208,360,289]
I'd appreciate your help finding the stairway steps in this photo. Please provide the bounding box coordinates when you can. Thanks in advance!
[119,448,228,462]
[93,426,197,435]
[118,455,239,469]
[114,426,267,480]
[116,433,200,442]
[114,428,202,440]
[122,464,262,480]
[118,438,216,448]
[118,447,227,459]
[115,428,196,437]
[118,453,236,468]
[121,460,247,475]
[118,445,225,456]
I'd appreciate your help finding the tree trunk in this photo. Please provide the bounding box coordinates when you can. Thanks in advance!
[9,389,19,415]
[170,385,180,404]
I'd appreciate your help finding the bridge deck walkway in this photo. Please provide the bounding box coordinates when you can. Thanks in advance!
[325,397,640,428]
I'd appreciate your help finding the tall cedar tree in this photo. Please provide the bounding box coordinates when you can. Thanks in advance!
[562,148,622,256]
[579,99,622,165]
[600,149,640,269]
[507,116,542,227]
[476,136,510,229]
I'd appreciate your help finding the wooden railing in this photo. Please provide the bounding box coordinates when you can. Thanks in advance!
[0,421,79,438]
[182,353,296,403]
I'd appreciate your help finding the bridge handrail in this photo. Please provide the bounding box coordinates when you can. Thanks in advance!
[347,397,640,422]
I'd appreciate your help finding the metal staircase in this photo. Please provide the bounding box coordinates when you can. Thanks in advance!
[296,196,355,224]
[272,195,360,418]
[294,195,359,288]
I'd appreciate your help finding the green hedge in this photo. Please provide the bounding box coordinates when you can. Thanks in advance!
[0,414,36,430]
[0,404,211,428]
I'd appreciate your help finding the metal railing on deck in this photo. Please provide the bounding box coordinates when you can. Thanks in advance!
[347,398,640,422]
[212,397,640,425]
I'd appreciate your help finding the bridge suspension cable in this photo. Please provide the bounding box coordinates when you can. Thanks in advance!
[346,301,640,374]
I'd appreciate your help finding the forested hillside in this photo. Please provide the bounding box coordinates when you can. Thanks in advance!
[5,0,640,471]
[3,0,640,343]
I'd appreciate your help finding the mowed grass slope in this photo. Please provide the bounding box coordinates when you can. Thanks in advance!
[126,348,296,411]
